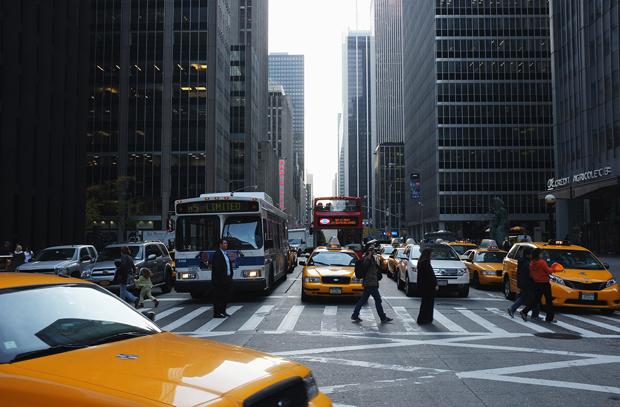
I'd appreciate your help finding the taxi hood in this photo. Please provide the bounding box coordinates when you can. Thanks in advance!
[553,268,613,282]
[13,332,306,406]
[476,263,503,271]
[307,266,354,277]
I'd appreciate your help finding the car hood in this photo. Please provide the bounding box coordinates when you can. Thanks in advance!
[306,266,354,277]
[554,268,613,283]
[431,260,464,269]
[12,332,307,406]
[17,260,75,271]
[90,260,118,269]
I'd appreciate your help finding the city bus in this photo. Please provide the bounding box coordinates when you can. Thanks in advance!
[174,192,289,298]
[313,197,363,256]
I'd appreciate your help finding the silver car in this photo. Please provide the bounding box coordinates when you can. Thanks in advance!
[16,245,98,278]
[82,242,174,293]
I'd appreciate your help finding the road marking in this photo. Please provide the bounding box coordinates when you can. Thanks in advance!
[563,314,620,334]
[537,313,602,337]
[160,306,211,331]
[461,374,620,396]
[194,305,243,333]
[321,306,338,332]
[359,306,379,331]
[274,339,423,357]
[457,308,508,333]
[433,309,466,332]
[154,306,183,321]
[486,307,553,333]
[276,305,305,332]
[598,315,620,324]
[391,306,418,332]
[461,356,620,376]
[294,356,450,373]
[238,305,274,331]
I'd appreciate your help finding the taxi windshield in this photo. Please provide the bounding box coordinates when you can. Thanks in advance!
[308,251,357,266]
[540,249,605,270]
[0,285,160,364]
[475,252,506,263]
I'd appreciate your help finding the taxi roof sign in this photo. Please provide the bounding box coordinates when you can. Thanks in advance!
[326,236,341,249]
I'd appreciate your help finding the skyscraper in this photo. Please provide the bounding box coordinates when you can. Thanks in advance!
[373,0,405,234]
[402,0,554,240]
[0,0,90,249]
[230,0,269,192]
[548,0,620,253]
[268,53,305,172]
[88,0,235,237]
[337,113,346,196]
[343,32,375,223]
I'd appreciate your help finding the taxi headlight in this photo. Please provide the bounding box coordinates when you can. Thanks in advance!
[549,274,565,286]
[242,269,262,278]
[303,276,321,283]
[481,270,495,276]
[605,279,617,288]
[302,373,319,401]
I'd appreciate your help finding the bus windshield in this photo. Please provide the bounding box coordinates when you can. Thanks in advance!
[176,216,221,252]
[223,216,263,250]
[314,199,360,213]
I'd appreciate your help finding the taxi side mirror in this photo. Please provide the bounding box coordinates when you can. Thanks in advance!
[604,263,610,269]
[551,262,565,272]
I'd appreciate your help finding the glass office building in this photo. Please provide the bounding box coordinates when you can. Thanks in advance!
[88,0,234,233]
[343,32,375,222]
[402,0,554,240]
[549,0,620,253]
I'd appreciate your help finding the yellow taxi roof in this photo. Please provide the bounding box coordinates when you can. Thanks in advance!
[519,242,590,252]
[473,248,507,254]
[314,246,356,254]
[449,241,477,246]
[0,273,86,290]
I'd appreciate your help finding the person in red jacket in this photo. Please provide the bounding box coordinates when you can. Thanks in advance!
[521,248,555,322]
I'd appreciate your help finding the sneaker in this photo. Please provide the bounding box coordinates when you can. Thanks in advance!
[519,310,528,322]
[351,315,362,322]
[153,299,160,308]
[507,308,515,318]
[381,317,393,323]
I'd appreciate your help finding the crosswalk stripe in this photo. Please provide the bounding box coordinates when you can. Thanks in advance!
[277,305,305,332]
[599,315,620,324]
[486,308,553,333]
[154,306,183,321]
[457,308,508,334]
[321,306,338,332]
[392,306,418,332]
[194,306,243,333]
[563,314,620,334]
[359,306,379,330]
[238,305,274,331]
[433,309,466,332]
[537,313,601,337]
[161,306,211,331]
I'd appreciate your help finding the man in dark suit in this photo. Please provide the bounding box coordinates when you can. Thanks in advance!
[211,239,233,318]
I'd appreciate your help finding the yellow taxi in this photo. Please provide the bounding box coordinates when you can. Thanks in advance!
[462,248,507,288]
[387,247,407,280]
[502,241,620,313]
[300,243,362,301]
[0,273,332,406]
[448,241,478,260]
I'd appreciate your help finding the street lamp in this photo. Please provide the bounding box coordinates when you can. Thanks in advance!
[544,194,557,240]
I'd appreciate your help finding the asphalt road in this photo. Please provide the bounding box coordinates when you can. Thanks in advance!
[143,265,620,407]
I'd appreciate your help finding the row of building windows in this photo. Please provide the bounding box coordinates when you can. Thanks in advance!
[439,148,553,170]
[437,60,550,81]
[437,82,551,103]
[436,16,548,37]
[436,38,549,59]
[436,0,548,16]
[439,170,549,193]
[438,104,552,124]
[438,126,552,147]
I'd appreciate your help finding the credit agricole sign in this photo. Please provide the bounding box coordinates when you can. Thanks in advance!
[547,166,613,191]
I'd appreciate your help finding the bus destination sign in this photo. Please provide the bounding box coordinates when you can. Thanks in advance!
[318,216,359,227]
[177,200,259,214]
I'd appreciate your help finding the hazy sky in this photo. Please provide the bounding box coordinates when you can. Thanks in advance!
[268,0,372,197]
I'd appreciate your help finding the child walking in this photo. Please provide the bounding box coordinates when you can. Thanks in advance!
[135,268,159,308]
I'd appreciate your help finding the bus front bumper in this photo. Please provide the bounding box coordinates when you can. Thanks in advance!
[174,278,267,294]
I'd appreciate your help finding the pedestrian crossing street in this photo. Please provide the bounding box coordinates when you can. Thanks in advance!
[145,300,620,339]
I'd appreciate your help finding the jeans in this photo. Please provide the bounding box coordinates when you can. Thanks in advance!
[509,291,539,314]
[528,283,555,321]
[352,286,387,320]
[119,283,137,304]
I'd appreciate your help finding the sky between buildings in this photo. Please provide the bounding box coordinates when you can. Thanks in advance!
[268,0,372,197]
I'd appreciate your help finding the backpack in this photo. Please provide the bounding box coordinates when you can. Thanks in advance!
[354,258,366,279]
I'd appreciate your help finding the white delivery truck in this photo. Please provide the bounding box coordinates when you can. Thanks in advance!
[288,228,310,255]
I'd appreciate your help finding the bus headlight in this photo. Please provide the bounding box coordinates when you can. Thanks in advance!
[304,276,321,283]
[243,269,262,278]
[179,271,197,280]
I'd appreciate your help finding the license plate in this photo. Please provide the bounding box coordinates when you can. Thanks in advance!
[99,280,110,286]
[437,280,448,287]
[329,287,342,295]
[580,293,596,301]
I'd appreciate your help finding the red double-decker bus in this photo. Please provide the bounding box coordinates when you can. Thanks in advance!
[312,197,363,255]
